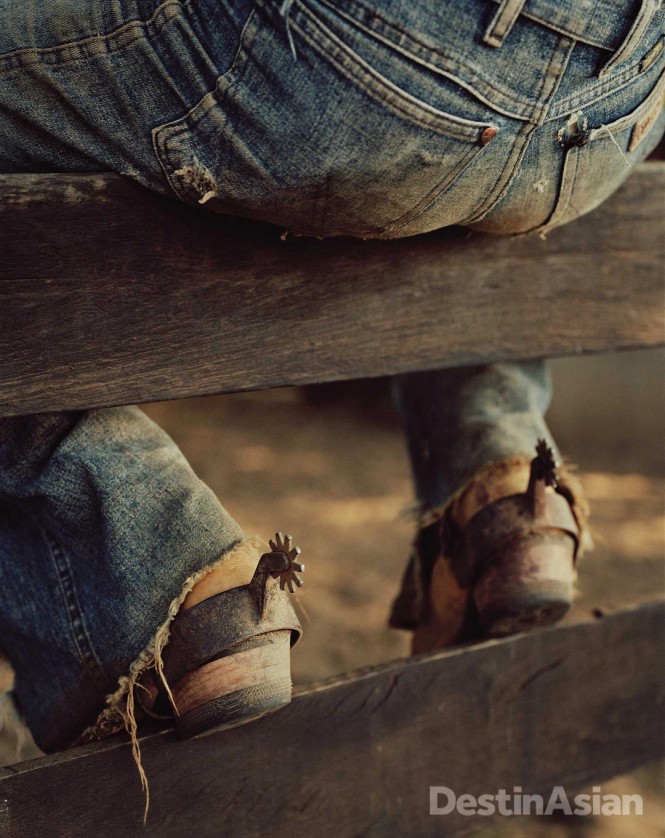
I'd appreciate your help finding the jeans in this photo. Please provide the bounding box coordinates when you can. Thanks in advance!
[1,0,663,751]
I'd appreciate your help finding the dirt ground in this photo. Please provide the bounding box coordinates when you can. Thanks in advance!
[1,347,663,836]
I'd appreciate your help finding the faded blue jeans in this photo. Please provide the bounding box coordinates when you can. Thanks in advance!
[1,0,663,751]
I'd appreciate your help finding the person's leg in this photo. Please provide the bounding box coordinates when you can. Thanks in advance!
[2,0,660,743]
[0,0,305,755]
[393,361,556,510]
[390,362,589,648]
[0,408,250,750]
[379,0,664,649]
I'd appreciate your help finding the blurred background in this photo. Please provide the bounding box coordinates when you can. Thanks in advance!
[1,346,663,836]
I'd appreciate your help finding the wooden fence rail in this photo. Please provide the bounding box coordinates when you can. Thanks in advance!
[1,163,663,417]
[0,601,663,837]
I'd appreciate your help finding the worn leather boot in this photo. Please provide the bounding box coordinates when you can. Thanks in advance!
[390,441,588,652]
[137,533,303,738]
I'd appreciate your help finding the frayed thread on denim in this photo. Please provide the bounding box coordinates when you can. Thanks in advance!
[174,159,217,204]
[78,536,265,823]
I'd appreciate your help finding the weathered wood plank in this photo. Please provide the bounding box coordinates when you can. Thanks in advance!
[1,164,663,417]
[1,600,663,837]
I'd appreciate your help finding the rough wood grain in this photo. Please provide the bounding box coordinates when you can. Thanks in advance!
[0,601,663,837]
[1,164,663,416]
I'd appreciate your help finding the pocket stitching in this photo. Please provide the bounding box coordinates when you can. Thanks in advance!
[291,0,497,142]
[153,0,496,236]
[551,46,665,120]
[152,7,258,202]
[533,68,665,235]
[377,144,490,236]
[310,0,546,120]
[0,0,193,70]
[587,68,665,140]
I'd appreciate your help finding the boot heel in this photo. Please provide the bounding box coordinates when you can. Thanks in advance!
[472,531,575,636]
[173,630,292,739]
[136,534,304,737]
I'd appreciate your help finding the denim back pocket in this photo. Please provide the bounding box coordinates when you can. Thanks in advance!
[540,66,665,234]
[152,0,501,238]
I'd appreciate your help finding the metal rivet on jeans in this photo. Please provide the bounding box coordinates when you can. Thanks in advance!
[480,127,498,145]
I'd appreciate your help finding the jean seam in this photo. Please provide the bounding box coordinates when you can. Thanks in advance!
[151,6,258,201]
[0,0,193,70]
[42,527,109,690]
[550,144,580,229]
[310,0,551,121]
[526,143,580,236]
[463,121,538,228]
[599,0,660,77]
[463,36,573,226]
[536,34,578,124]
[555,146,581,224]
[377,143,492,237]
[547,50,665,120]
[528,66,665,233]
[510,11,616,50]
[586,68,665,139]
[291,1,494,141]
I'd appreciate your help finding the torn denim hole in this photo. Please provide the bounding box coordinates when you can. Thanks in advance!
[174,160,218,204]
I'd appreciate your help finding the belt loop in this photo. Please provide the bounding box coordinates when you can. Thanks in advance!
[483,0,529,48]
[599,0,661,77]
